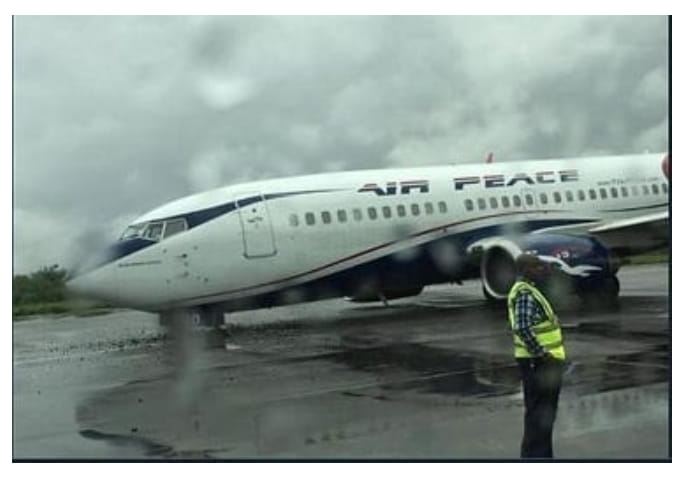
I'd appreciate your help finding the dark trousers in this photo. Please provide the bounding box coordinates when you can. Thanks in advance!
[516,357,564,458]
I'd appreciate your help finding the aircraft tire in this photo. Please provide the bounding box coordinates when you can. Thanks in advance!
[159,310,194,337]
[601,275,620,309]
[193,306,225,329]
[579,275,620,311]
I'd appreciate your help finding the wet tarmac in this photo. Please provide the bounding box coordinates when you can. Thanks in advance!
[13,264,670,460]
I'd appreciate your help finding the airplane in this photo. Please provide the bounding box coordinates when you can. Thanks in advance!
[67,152,670,329]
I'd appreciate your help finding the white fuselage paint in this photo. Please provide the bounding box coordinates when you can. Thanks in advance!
[70,153,669,312]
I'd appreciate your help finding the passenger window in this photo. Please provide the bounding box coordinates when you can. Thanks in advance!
[642,185,650,195]
[425,202,434,215]
[589,189,597,200]
[662,183,669,194]
[553,192,562,203]
[368,207,378,220]
[525,194,533,206]
[578,190,585,201]
[513,195,521,207]
[411,204,420,216]
[600,188,607,199]
[352,209,362,221]
[305,212,315,225]
[490,197,498,209]
[651,184,659,195]
[397,205,406,217]
[610,187,618,198]
[477,198,486,210]
[164,219,187,238]
[337,210,347,223]
[631,185,639,196]
[501,196,510,208]
[288,214,299,227]
[621,187,629,197]
[539,193,548,205]
[382,206,392,219]
[438,201,447,213]
[465,199,474,211]
[144,222,164,241]
[566,191,574,202]
[321,211,332,224]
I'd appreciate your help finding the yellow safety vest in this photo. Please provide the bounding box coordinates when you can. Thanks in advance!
[507,280,566,360]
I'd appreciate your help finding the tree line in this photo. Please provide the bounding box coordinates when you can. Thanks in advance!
[13,264,69,306]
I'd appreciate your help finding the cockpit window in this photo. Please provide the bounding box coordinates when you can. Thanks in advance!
[143,222,164,241]
[120,218,189,242]
[164,219,187,239]
[120,224,145,240]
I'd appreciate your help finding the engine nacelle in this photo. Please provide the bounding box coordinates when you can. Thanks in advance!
[479,234,615,300]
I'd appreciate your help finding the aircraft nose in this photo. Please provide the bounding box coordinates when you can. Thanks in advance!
[65,268,117,303]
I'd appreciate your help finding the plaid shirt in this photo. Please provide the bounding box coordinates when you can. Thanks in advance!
[512,286,546,357]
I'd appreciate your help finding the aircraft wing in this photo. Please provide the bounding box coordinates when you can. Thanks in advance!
[588,211,670,252]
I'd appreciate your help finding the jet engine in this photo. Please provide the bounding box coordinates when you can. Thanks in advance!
[478,234,618,305]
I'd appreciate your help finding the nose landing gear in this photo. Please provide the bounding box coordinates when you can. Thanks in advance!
[158,306,228,365]
[158,306,225,331]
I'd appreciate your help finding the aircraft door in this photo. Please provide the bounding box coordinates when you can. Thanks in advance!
[235,192,277,258]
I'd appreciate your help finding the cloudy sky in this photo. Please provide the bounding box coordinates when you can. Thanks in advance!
[12,16,669,274]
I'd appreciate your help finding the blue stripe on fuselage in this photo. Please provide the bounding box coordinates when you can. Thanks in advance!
[76,237,157,275]
[89,189,343,269]
[160,189,340,228]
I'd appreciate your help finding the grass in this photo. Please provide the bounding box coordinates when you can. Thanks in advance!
[13,300,114,320]
[627,248,670,265]
[13,247,669,320]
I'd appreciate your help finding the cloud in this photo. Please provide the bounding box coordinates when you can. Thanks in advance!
[12,16,669,273]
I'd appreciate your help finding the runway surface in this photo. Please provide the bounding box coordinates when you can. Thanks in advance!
[13,264,670,460]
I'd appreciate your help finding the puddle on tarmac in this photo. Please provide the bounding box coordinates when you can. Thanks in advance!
[74,318,669,458]
[332,340,520,397]
[332,331,669,399]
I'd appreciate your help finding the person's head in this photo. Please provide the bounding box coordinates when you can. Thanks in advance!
[515,252,549,281]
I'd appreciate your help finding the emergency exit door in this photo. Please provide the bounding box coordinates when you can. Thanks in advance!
[235,192,277,258]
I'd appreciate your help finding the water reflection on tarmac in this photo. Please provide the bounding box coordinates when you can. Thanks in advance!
[13,264,670,459]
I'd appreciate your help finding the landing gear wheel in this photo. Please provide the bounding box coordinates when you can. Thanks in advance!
[158,308,227,366]
[192,307,225,329]
[191,307,227,347]
[580,275,620,311]
[159,310,192,338]
[158,310,197,368]
[607,275,620,296]
[601,275,620,310]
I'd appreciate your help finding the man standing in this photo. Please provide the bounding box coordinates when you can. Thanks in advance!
[508,252,566,459]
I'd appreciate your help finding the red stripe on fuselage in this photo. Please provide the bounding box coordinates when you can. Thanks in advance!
[168,209,581,306]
